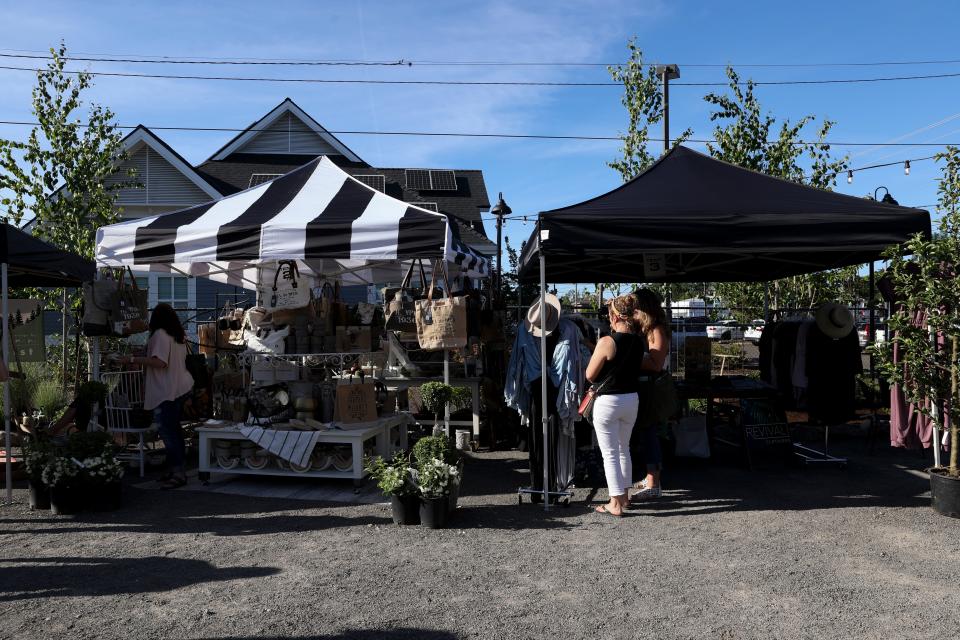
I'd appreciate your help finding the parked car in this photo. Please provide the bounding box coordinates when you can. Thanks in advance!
[706,320,744,341]
[857,327,887,347]
[744,319,765,343]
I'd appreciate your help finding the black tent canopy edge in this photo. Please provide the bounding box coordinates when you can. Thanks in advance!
[0,223,95,287]
[518,146,931,284]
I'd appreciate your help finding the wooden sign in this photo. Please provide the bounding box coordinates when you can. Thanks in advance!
[684,336,712,383]
[3,300,45,363]
[335,382,378,423]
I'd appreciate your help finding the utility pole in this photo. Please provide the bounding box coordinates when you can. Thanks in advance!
[656,64,680,152]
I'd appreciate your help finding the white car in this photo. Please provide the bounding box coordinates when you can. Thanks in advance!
[857,328,887,347]
[744,320,765,343]
[706,320,744,341]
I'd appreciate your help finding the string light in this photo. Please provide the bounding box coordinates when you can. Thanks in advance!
[904,160,911,175]
[847,170,854,184]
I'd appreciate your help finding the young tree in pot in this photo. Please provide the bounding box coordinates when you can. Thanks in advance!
[365,453,419,525]
[875,146,960,518]
[415,457,459,529]
[419,382,452,436]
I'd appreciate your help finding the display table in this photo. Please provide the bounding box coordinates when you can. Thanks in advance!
[197,413,410,486]
[380,376,482,438]
[675,376,791,468]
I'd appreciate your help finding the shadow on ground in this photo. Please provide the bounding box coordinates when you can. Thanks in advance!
[197,631,459,640]
[0,556,278,602]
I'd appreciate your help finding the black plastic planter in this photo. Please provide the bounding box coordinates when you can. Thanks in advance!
[390,494,421,525]
[929,468,960,518]
[28,480,50,511]
[49,485,81,516]
[419,497,449,529]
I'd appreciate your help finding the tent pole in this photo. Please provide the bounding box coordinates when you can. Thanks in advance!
[868,262,876,376]
[3,262,11,506]
[443,349,450,437]
[62,288,68,392]
[763,282,770,322]
[539,237,550,511]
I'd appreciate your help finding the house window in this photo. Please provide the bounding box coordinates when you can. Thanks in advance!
[133,274,196,336]
[248,173,282,188]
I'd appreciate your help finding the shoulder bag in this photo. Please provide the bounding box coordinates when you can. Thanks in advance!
[578,335,640,426]
[260,261,312,312]
[414,260,467,351]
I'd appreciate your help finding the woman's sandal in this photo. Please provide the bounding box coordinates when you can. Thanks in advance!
[594,504,623,518]
[160,476,187,490]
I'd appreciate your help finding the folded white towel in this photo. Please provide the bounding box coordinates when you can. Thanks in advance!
[239,426,322,468]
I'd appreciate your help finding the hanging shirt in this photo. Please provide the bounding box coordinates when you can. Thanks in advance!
[144,328,194,410]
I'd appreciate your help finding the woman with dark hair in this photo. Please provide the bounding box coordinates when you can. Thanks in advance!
[630,288,672,501]
[118,303,193,489]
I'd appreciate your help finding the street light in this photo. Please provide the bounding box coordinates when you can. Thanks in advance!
[655,64,680,151]
[491,192,512,304]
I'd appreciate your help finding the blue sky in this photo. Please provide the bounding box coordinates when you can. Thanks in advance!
[0,0,956,280]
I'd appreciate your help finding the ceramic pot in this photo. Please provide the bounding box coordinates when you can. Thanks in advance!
[390,494,420,525]
[419,496,449,529]
[28,480,50,511]
[930,468,960,518]
[49,485,81,515]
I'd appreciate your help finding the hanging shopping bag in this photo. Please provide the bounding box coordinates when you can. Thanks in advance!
[198,323,217,356]
[385,259,426,333]
[335,326,372,352]
[415,260,467,351]
[109,267,148,336]
[259,261,311,312]
[330,281,349,328]
[313,282,335,334]
[335,381,378,424]
[81,276,118,337]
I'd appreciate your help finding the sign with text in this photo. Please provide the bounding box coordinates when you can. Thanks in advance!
[739,398,794,468]
[3,300,46,363]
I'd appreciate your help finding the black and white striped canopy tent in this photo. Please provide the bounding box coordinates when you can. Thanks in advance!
[95,156,491,285]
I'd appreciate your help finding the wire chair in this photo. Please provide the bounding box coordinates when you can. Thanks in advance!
[101,369,156,477]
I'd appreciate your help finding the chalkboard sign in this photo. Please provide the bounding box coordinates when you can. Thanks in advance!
[739,397,794,468]
[3,299,45,363]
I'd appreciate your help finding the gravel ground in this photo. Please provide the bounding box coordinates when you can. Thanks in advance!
[1,440,958,640]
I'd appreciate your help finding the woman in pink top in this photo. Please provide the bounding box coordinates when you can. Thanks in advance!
[119,304,194,489]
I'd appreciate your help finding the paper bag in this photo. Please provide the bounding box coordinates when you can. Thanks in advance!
[335,382,378,423]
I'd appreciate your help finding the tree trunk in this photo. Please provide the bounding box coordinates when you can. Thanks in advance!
[951,336,958,476]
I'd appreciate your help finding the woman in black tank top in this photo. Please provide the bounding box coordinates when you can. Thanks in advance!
[585,295,646,517]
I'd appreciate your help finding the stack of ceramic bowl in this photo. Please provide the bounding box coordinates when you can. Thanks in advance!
[214,440,240,469]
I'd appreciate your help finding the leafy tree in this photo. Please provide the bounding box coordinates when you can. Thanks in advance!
[703,67,854,320]
[0,42,129,261]
[874,147,960,477]
[607,38,691,182]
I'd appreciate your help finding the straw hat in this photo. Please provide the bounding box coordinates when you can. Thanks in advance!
[815,302,855,339]
[524,293,562,337]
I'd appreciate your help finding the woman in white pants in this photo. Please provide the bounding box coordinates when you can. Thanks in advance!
[586,295,645,517]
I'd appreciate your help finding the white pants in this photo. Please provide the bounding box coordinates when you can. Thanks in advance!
[593,392,639,497]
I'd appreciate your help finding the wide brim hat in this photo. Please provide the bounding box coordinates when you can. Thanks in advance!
[524,293,562,338]
[815,302,855,339]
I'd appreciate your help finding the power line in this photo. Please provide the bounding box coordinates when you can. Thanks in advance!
[6,49,960,69]
[2,119,960,149]
[5,63,960,87]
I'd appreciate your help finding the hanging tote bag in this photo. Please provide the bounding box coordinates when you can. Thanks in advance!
[109,267,149,336]
[414,260,468,351]
[81,276,118,337]
[260,261,311,312]
[385,259,426,333]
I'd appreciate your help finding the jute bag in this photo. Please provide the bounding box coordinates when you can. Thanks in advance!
[415,260,467,351]
[81,277,118,337]
[335,326,372,353]
[110,267,149,335]
[335,382,378,423]
[385,259,426,333]
[260,261,311,312]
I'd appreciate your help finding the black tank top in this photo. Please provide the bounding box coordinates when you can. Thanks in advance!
[596,332,645,395]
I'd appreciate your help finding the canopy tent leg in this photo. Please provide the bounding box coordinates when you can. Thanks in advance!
[443,349,450,436]
[3,262,11,506]
[763,282,770,322]
[539,250,550,511]
[868,262,876,376]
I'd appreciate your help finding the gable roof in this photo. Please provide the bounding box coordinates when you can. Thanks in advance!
[206,98,365,163]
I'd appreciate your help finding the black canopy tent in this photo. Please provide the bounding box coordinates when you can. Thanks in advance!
[2,223,95,504]
[516,146,931,509]
[518,145,930,283]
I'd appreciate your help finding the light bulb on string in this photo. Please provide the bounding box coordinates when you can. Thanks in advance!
[904,160,911,176]
[847,170,853,184]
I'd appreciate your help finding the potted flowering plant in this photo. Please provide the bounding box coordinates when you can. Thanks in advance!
[22,438,53,510]
[365,454,419,525]
[415,457,459,529]
[77,443,125,511]
[413,435,464,514]
[42,455,80,515]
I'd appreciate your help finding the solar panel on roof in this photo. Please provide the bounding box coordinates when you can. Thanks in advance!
[417,202,439,212]
[405,169,431,191]
[428,170,457,191]
[248,173,282,188]
[354,174,386,193]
